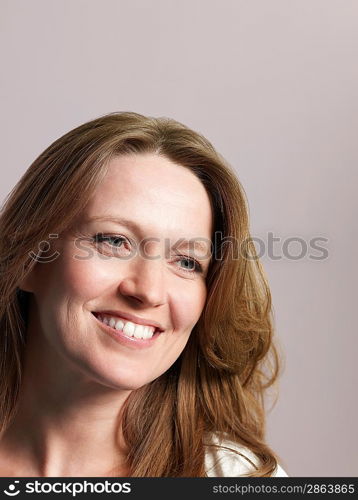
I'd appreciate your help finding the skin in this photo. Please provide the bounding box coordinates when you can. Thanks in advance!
[0,153,213,476]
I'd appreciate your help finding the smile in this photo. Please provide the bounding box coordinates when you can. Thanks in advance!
[95,312,157,339]
[91,312,162,348]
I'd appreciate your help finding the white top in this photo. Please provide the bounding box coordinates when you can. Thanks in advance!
[205,433,288,477]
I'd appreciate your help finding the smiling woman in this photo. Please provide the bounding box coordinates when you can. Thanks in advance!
[0,112,287,477]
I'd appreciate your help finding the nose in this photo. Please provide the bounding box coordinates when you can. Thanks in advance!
[118,254,167,308]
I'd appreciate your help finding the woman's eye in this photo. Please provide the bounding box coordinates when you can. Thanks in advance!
[175,256,203,274]
[93,234,128,248]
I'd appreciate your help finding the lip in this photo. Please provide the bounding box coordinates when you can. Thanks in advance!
[92,309,164,332]
[91,312,162,349]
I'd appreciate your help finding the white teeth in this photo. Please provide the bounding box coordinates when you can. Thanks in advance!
[96,313,156,339]
[144,326,153,339]
[142,326,150,339]
[123,321,136,336]
[114,319,125,331]
[133,324,145,339]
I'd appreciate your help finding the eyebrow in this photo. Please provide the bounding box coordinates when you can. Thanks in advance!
[83,215,212,256]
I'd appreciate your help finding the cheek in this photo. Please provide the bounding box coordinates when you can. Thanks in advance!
[171,283,207,333]
[55,245,115,301]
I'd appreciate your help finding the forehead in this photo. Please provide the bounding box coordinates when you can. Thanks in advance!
[83,153,213,241]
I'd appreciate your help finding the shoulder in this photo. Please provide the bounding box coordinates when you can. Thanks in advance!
[204,433,288,477]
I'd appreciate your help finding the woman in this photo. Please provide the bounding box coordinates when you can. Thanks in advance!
[0,112,287,477]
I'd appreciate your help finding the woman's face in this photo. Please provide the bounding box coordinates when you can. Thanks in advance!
[24,153,213,390]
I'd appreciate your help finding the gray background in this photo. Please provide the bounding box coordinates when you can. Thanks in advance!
[1,0,357,476]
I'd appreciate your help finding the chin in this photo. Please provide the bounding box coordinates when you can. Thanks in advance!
[101,378,152,392]
[79,365,156,392]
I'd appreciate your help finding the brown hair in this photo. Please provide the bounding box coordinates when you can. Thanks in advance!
[0,111,281,476]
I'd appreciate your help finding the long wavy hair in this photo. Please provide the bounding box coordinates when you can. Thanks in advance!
[0,112,281,476]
